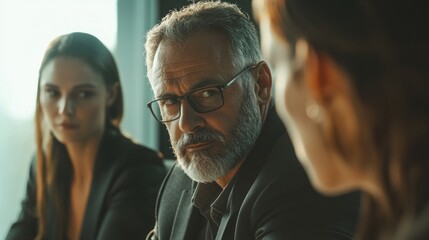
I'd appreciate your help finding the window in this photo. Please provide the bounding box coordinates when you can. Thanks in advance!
[0,1,116,237]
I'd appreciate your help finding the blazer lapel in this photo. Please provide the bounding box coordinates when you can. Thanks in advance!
[80,157,116,239]
[214,195,236,240]
[170,189,200,240]
[215,106,286,240]
[79,132,127,240]
[46,198,60,239]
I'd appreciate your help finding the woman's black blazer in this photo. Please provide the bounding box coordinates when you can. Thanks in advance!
[6,130,167,240]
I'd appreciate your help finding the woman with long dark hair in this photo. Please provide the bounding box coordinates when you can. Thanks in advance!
[7,32,166,240]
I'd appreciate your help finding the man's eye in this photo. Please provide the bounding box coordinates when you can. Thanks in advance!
[161,98,179,106]
[200,88,219,98]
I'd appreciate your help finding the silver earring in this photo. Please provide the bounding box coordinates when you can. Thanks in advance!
[306,103,323,122]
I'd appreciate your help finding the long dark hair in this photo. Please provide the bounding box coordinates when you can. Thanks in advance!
[35,32,123,239]
[257,0,429,239]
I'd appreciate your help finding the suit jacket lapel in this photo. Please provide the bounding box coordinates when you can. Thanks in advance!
[79,132,126,240]
[170,189,201,240]
[46,198,59,239]
[215,193,236,240]
[216,105,286,239]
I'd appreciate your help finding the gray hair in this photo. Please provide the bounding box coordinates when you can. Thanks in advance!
[145,1,261,83]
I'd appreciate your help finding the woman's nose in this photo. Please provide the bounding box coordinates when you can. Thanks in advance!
[58,96,75,115]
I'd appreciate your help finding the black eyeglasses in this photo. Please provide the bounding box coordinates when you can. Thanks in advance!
[147,65,256,123]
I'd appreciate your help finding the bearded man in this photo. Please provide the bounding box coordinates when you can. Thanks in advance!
[145,2,360,240]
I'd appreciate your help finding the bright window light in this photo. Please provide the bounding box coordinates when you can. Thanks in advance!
[0,0,117,238]
[0,0,117,120]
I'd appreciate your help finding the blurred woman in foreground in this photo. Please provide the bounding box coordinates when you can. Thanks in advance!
[253,0,429,239]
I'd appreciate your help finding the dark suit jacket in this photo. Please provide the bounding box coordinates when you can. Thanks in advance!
[148,106,360,240]
[398,202,429,240]
[6,130,167,240]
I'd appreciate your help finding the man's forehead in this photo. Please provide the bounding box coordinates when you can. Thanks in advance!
[150,56,227,92]
[152,60,212,79]
[149,33,234,96]
[150,64,225,96]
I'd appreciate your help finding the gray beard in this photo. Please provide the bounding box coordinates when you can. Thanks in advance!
[171,93,263,183]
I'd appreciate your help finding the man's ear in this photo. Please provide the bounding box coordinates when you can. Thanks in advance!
[107,82,119,106]
[253,61,272,105]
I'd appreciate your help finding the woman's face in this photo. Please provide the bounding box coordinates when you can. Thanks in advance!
[39,56,114,145]
[258,13,364,194]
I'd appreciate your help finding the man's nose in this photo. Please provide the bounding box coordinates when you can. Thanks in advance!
[178,100,205,133]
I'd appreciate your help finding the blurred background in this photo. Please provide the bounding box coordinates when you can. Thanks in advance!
[0,0,252,238]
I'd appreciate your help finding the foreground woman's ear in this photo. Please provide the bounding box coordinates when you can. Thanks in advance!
[299,39,355,111]
[107,82,119,106]
[301,38,361,159]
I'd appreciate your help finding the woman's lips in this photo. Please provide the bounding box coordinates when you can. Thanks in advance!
[58,122,79,130]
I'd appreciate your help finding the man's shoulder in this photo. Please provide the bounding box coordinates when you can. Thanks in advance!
[158,164,194,203]
[234,131,360,239]
[106,134,165,172]
[155,164,199,239]
[242,107,304,192]
[164,164,192,188]
[247,131,307,191]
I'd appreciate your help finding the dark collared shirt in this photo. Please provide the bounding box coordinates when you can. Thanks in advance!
[192,179,235,240]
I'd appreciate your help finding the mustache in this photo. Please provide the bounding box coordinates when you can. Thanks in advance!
[175,129,225,149]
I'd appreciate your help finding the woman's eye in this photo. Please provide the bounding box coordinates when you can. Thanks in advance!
[77,91,94,99]
[46,89,59,98]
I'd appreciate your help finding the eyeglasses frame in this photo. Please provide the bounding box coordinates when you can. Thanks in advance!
[147,65,257,123]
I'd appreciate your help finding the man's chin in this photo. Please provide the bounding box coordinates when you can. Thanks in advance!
[182,165,221,183]
[177,155,230,183]
[176,149,212,168]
